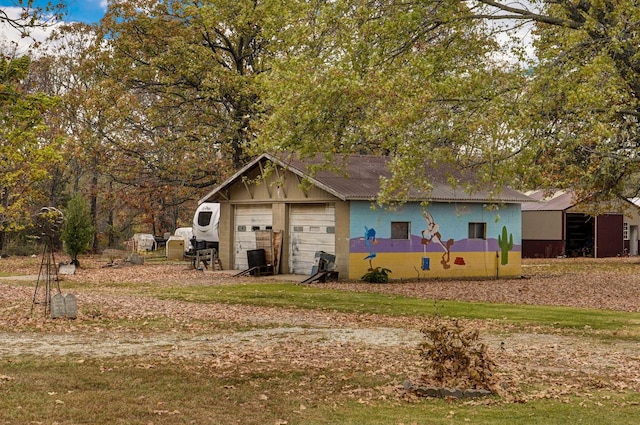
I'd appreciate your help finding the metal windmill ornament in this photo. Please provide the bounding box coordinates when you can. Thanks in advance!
[36,207,65,238]
[30,207,65,317]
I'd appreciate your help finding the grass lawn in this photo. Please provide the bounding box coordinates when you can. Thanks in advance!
[3,356,640,425]
[158,282,640,334]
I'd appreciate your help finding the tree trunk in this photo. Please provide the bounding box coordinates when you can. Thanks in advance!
[90,164,99,252]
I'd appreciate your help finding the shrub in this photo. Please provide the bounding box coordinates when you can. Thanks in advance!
[61,194,95,266]
[361,267,391,283]
[4,230,43,256]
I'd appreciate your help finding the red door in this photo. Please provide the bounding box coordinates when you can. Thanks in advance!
[596,214,624,257]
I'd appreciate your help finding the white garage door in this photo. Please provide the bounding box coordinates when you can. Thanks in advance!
[289,203,335,274]
[234,205,272,270]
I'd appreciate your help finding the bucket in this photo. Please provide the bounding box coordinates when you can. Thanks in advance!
[247,249,266,269]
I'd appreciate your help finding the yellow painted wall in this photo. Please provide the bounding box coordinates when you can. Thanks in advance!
[348,251,522,280]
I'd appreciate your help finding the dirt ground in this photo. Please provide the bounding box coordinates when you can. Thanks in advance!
[2,255,640,402]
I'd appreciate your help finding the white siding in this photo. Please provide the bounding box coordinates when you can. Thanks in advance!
[234,205,272,270]
[289,204,335,274]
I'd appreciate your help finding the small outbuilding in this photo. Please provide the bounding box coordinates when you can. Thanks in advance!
[199,153,532,280]
[522,190,640,258]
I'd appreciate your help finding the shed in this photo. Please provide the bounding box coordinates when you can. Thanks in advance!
[199,153,532,280]
[522,190,640,258]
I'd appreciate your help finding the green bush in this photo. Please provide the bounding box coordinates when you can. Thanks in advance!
[61,194,95,266]
[361,267,391,283]
[4,230,44,256]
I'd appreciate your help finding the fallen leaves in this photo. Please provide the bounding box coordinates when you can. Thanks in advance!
[1,255,640,406]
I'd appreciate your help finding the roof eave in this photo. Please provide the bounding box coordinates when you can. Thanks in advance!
[198,153,269,204]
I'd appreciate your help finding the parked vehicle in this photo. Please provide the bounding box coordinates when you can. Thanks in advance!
[192,202,220,250]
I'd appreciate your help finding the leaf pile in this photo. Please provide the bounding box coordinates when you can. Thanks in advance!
[419,318,498,392]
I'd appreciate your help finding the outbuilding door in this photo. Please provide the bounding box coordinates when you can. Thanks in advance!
[234,205,273,270]
[289,203,335,274]
[595,214,624,257]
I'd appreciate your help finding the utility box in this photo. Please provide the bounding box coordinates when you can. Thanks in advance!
[311,251,336,275]
[166,236,185,260]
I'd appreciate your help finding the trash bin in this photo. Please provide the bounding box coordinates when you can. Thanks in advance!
[247,249,266,269]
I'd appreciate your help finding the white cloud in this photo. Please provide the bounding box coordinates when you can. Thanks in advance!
[0,7,63,56]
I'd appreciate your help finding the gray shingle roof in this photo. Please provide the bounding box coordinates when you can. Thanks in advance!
[200,153,533,204]
[521,190,576,211]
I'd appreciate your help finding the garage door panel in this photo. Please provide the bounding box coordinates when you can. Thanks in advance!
[289,204,335,274]
[234,205,272,270]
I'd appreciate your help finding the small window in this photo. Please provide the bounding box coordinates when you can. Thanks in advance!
[197,211,212,226]
[468,222,486,240]
[391,221,410,239]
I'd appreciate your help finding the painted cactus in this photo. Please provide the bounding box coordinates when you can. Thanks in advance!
[498,226,513,265]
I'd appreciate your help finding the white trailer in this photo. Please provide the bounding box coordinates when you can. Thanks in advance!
[192,202,220,249]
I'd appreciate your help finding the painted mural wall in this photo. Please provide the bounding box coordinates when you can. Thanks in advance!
[348,201,522,280]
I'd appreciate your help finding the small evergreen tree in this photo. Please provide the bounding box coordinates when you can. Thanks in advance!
[61,194,94,266]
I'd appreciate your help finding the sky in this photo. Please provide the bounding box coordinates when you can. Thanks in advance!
[58,0,108,23]
[0,0,107,23]
[0,0,107,53]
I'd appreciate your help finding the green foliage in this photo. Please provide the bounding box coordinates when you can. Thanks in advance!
[497,226,513,265]
[257,0,525,204]
[361,267,392,283]
[3,230,42,256]
[11,0,640,257]
[61,194,94,263]
[97,0,287,176]
[470,1,640,204]
[66,0,303,237]
[0,55,61,250]
[256,0,640,205]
